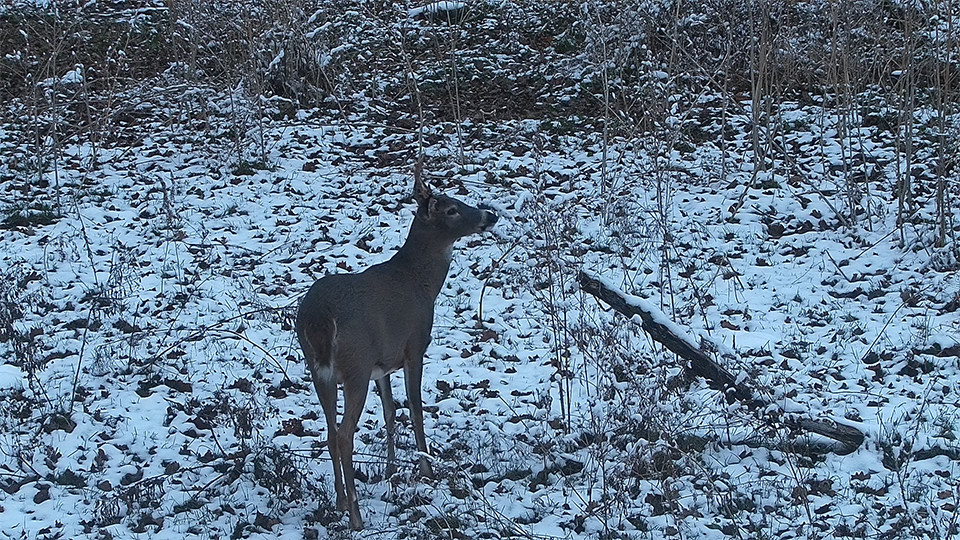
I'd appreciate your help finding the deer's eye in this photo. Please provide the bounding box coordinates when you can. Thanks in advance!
[446,207,459,216]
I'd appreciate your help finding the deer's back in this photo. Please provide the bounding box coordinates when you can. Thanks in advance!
[296,263,435,380]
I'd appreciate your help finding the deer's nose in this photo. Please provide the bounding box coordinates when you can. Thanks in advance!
[479,205,498,228]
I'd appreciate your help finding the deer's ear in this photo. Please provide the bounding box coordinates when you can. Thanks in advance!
[415,195,439,220]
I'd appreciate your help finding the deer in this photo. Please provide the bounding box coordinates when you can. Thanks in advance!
[295,169,498,530]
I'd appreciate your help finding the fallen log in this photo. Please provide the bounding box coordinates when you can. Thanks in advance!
[577,270,865,454]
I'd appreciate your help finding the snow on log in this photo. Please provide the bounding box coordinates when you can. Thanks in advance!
[577,270,864,454]
[577,271,757,405]
[409,2,466,19]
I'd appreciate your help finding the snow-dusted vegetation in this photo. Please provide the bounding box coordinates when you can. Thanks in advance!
[1,1,958,538]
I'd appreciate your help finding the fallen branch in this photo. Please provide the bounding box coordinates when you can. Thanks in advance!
[577,270,864,454]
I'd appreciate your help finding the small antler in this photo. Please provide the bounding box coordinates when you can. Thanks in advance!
[413,155,432,204]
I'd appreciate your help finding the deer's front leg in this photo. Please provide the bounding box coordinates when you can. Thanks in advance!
[375,375,397,478]
[404,353,434,479]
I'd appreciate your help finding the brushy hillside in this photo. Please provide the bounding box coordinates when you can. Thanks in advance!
[1,1,959,539]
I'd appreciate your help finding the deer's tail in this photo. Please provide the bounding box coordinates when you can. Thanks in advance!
[299,316,337,376]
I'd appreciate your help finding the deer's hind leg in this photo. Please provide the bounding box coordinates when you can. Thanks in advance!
[339,373,371,530]
[312,370,346,511]
[301,319,349,512]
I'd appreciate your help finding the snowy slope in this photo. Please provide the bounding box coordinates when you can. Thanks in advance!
[2,93,958,539]
[1,1,959,536]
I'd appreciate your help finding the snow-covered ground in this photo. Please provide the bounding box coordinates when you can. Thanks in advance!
[2,90,958,539]
[1,2,959,535]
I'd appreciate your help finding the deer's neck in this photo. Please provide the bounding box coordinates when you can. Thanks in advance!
[390,225,454,300]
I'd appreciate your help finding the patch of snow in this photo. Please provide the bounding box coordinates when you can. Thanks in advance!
[408,1,466,18]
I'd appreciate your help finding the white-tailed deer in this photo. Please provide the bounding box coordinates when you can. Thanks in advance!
[296,171,498,529]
